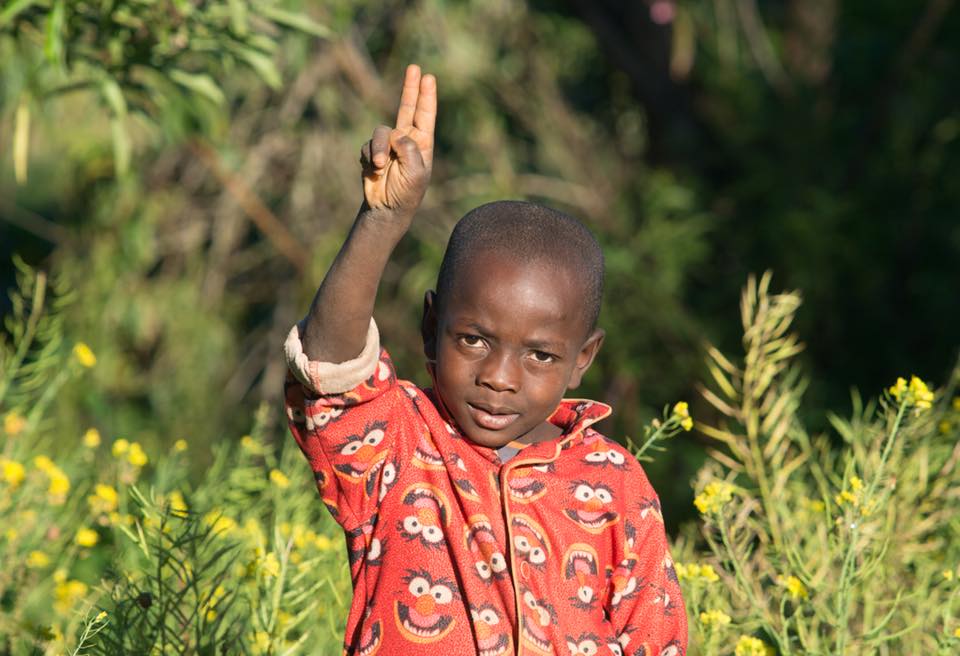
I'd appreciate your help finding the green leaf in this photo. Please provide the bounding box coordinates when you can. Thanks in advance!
[259,6,332,39]
[43,0,65,66]
[234,47,281,89]
[228,0,248,37]
[168,69,225,105]
[111,116,131,176]
[100,77,127,118]
[0,0,40,27]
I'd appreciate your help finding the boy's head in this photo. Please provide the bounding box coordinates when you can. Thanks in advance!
[422,201,605,448]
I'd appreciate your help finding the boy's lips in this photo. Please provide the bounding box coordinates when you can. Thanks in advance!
[467,402,520,430]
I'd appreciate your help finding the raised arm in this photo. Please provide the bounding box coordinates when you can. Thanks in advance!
[301,64,437,363]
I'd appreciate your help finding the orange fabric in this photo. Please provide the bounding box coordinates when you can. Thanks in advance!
[283,348,687,656]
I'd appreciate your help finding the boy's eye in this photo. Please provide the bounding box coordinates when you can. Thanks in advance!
[458,334,485,348]
[530,350,555,364]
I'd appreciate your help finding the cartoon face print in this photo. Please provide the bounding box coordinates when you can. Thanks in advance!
[658,639,683,656]
[470,603,513,656]
[394,569,459,643]
[464,514,508,583]
[624,518,637,554]
[650,584,678,616]
[520,588,558,655]
[564,481,620,533]
[366,456,400,501]
[566,633,601,655]
[609,558,641,607]
[511,514,551,571]
[507,472,548,504]
[582,438,628,470]
[413,430,445,470]
[562,543,599,610]
[397,483,450,549]
[663,554,678,584]
[358,600,382,656]
[454,476,482,501]
[638,497,663,524]
[366,536,385,567]
[333,422,389,483]
[306,404,344,431]
[606,641,623,656]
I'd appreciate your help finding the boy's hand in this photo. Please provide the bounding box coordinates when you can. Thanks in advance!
[360,64,436,220]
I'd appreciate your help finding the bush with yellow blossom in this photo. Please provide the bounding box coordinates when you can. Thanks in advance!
[663,273,960,655]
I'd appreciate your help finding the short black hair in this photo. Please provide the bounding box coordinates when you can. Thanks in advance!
[435,200,604,333]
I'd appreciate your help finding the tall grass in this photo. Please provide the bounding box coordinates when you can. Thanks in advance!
[2,263,958,653]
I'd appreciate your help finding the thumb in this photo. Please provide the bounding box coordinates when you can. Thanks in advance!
[390,129,426,171]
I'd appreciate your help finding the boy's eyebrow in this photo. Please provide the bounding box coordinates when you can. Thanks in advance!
[458,322,565,352]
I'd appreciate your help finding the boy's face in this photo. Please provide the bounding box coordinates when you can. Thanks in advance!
[422,250,604,448]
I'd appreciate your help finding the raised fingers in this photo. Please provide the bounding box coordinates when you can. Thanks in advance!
[413,73,437,136]
[395,64,422,129]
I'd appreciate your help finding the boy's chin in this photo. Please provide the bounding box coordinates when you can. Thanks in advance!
[462,430,519,449]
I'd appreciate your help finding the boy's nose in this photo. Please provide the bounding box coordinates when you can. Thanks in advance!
[476,351,520,393]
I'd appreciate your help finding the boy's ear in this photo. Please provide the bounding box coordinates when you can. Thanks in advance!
[421,290,438,362]
[567,328,605,390]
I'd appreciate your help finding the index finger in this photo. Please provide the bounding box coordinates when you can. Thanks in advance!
[413,73,437,137]
[395,64,422,129]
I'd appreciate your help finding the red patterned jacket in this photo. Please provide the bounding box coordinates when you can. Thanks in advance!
[283,319,687,656]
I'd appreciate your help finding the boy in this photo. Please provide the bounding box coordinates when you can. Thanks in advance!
[283,65,687,656]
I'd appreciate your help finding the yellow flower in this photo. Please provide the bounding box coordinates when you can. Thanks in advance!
[95,610,108,623]
[128,442,148,467]
[694,481,735,516]
[261,552,280,578]
[173,439,188,452]
[27,550,50,568]
[75,527,99,547]
[315,534,333,551]
[849,476,862,491]
[54,579,88,614]
[204,512,237,535]
[253,631,271,654]
[939,420,952,435]
[671,401,694,431]
[779,575,808,600]
[735,635,774,656]
[73,342,97,368]
[112,439,129,457]
[700,609,731,628]
[944,569,955,581]
[53,568,67,583]
[83,428,101,448]
[168,490,188,516]
[1,459,26,487]
[269,469,290,489]
[888,375,934,411]
[3,411,26,436]
[88,483,119,514]
[953,397,960,411]
[33,455,55,472]
[48,471,70,504]
[954,627,960,639]
[240,435,259,452]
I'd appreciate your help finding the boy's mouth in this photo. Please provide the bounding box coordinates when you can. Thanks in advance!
[466,402,520,430]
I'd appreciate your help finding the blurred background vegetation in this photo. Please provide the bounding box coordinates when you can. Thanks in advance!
[2,0,958,534]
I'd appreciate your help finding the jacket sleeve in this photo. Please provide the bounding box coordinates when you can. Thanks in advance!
[605,461,688,656]
[282,317,406,533]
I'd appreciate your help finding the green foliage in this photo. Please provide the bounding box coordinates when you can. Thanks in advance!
[672,273,960,654]
[0,261,350,654]
[0,0,329,177]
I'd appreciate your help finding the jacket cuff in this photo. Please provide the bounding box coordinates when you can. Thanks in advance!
[284,317,380,395]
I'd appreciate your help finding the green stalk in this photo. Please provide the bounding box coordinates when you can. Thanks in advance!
[835,400,907,654]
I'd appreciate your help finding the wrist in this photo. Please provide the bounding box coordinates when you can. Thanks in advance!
[355,205,414,241]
